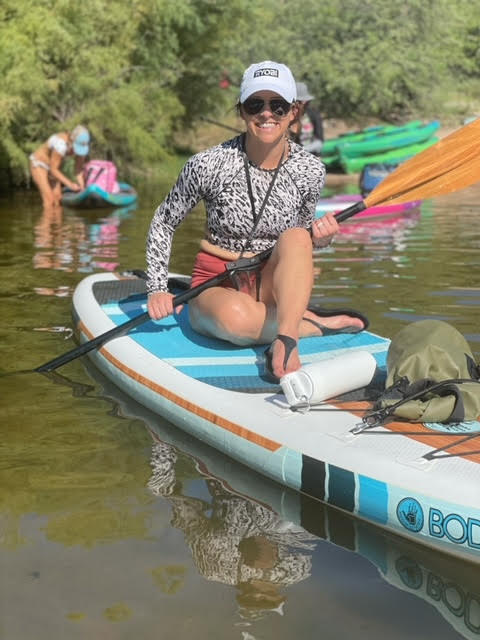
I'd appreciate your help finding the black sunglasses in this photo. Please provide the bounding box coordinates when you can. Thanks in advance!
[242,97,293,117]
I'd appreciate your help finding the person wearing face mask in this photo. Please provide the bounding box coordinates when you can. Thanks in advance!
[29,125,90,209]
[146,61,367,382]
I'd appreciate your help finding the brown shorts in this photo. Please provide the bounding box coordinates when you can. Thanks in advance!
[191,250,266,298]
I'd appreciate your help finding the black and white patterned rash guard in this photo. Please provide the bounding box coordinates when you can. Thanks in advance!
[146,135,326,293]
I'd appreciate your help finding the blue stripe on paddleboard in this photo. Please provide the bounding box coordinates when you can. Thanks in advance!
[358,475,389,524]
[102,296,389,389]
[106,312,388,360]
[327,464,355,512]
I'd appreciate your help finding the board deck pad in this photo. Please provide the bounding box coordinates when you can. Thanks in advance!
[93,278,389,394]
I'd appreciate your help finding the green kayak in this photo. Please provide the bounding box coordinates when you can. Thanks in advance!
[321,119,422,156]
[340,138,439,173]
[337,121,440,158]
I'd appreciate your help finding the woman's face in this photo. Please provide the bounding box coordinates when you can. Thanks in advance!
[240,90,297,146]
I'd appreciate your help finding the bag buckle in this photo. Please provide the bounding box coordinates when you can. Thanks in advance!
[351,411,386,434]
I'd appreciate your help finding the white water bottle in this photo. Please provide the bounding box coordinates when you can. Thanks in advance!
[280,350,377,408]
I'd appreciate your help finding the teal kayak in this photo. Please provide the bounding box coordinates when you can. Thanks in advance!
[61,181,138,209]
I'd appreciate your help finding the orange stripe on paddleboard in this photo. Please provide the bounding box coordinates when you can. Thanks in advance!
[79,321,281,452]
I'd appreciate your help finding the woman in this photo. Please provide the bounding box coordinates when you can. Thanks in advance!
[29,125,90,208]
[146,61,367,382]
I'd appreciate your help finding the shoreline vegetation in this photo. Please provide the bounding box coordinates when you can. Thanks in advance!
[1,0,479,191]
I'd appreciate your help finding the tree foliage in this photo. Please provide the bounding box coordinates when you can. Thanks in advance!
[0,0,478,186]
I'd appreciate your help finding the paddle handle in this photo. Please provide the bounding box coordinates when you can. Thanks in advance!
[334,200,367,223]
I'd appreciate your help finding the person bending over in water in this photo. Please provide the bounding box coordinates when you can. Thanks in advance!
[146,61,367,382]
[29,125,90,208]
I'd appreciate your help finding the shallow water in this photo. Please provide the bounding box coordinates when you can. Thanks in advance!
[1,178,480,640]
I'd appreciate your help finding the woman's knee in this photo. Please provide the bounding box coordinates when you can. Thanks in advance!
[277,227,312,250]
[41,191,55,207]
[189,296,261,344]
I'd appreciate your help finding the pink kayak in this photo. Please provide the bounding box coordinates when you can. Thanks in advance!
[316,193,421,221]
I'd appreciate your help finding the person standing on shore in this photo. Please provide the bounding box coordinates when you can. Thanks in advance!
[29,125,90,209]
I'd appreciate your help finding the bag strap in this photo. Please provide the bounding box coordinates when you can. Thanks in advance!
[466,353,480,380]
[93,167,105,182]
[369,377,480,426]
[239,134,285,257]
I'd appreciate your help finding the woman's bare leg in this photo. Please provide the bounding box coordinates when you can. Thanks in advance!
[189,227,364,379]
[31,166,55,209]
[189,287,274,346]
[51,179,63,207]
[259,227,314,376]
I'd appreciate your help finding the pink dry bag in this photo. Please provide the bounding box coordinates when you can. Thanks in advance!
[84,160,120,193]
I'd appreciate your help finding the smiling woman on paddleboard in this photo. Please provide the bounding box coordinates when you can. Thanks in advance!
[145,61,367,382]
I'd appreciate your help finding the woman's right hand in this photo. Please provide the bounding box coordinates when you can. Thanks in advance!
[70,182,81,192]
[148,291,182,320]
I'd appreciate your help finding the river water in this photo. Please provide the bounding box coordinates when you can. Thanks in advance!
[1,175,480,640]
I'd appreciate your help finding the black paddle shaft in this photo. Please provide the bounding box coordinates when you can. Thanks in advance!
[35,248,273,373]
[334,200,367,223]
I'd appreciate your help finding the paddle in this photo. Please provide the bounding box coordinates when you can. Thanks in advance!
[335,117,480,222]
[36,118,480,373]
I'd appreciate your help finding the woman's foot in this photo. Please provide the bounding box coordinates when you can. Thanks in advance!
[302,306,369,336]
[264,334,299,383]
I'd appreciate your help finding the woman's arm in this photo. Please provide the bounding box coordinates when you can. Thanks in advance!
[146,155,205,299]
[74,156,86,190]
[49,151,80,191]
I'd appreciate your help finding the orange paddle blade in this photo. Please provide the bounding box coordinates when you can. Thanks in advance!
[364,118,480,207]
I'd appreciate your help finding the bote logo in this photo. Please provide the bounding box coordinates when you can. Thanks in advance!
[253,68,279,78]
[397,497,424,532]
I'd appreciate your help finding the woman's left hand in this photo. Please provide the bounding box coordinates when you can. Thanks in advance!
[311,212,339,247]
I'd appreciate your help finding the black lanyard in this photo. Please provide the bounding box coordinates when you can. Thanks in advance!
[240,139,285,256]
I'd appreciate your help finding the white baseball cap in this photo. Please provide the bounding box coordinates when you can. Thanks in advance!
[240,61,297,104]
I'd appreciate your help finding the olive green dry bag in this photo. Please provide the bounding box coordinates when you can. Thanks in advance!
[375,320,480,423]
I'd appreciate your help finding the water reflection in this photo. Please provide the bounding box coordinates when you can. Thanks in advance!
[337,207,422,248]
[149,440,316,624]
[33,204,136,277]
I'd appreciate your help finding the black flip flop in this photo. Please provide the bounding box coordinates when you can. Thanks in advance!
[264,334,297,383]
[304,305,369,336]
